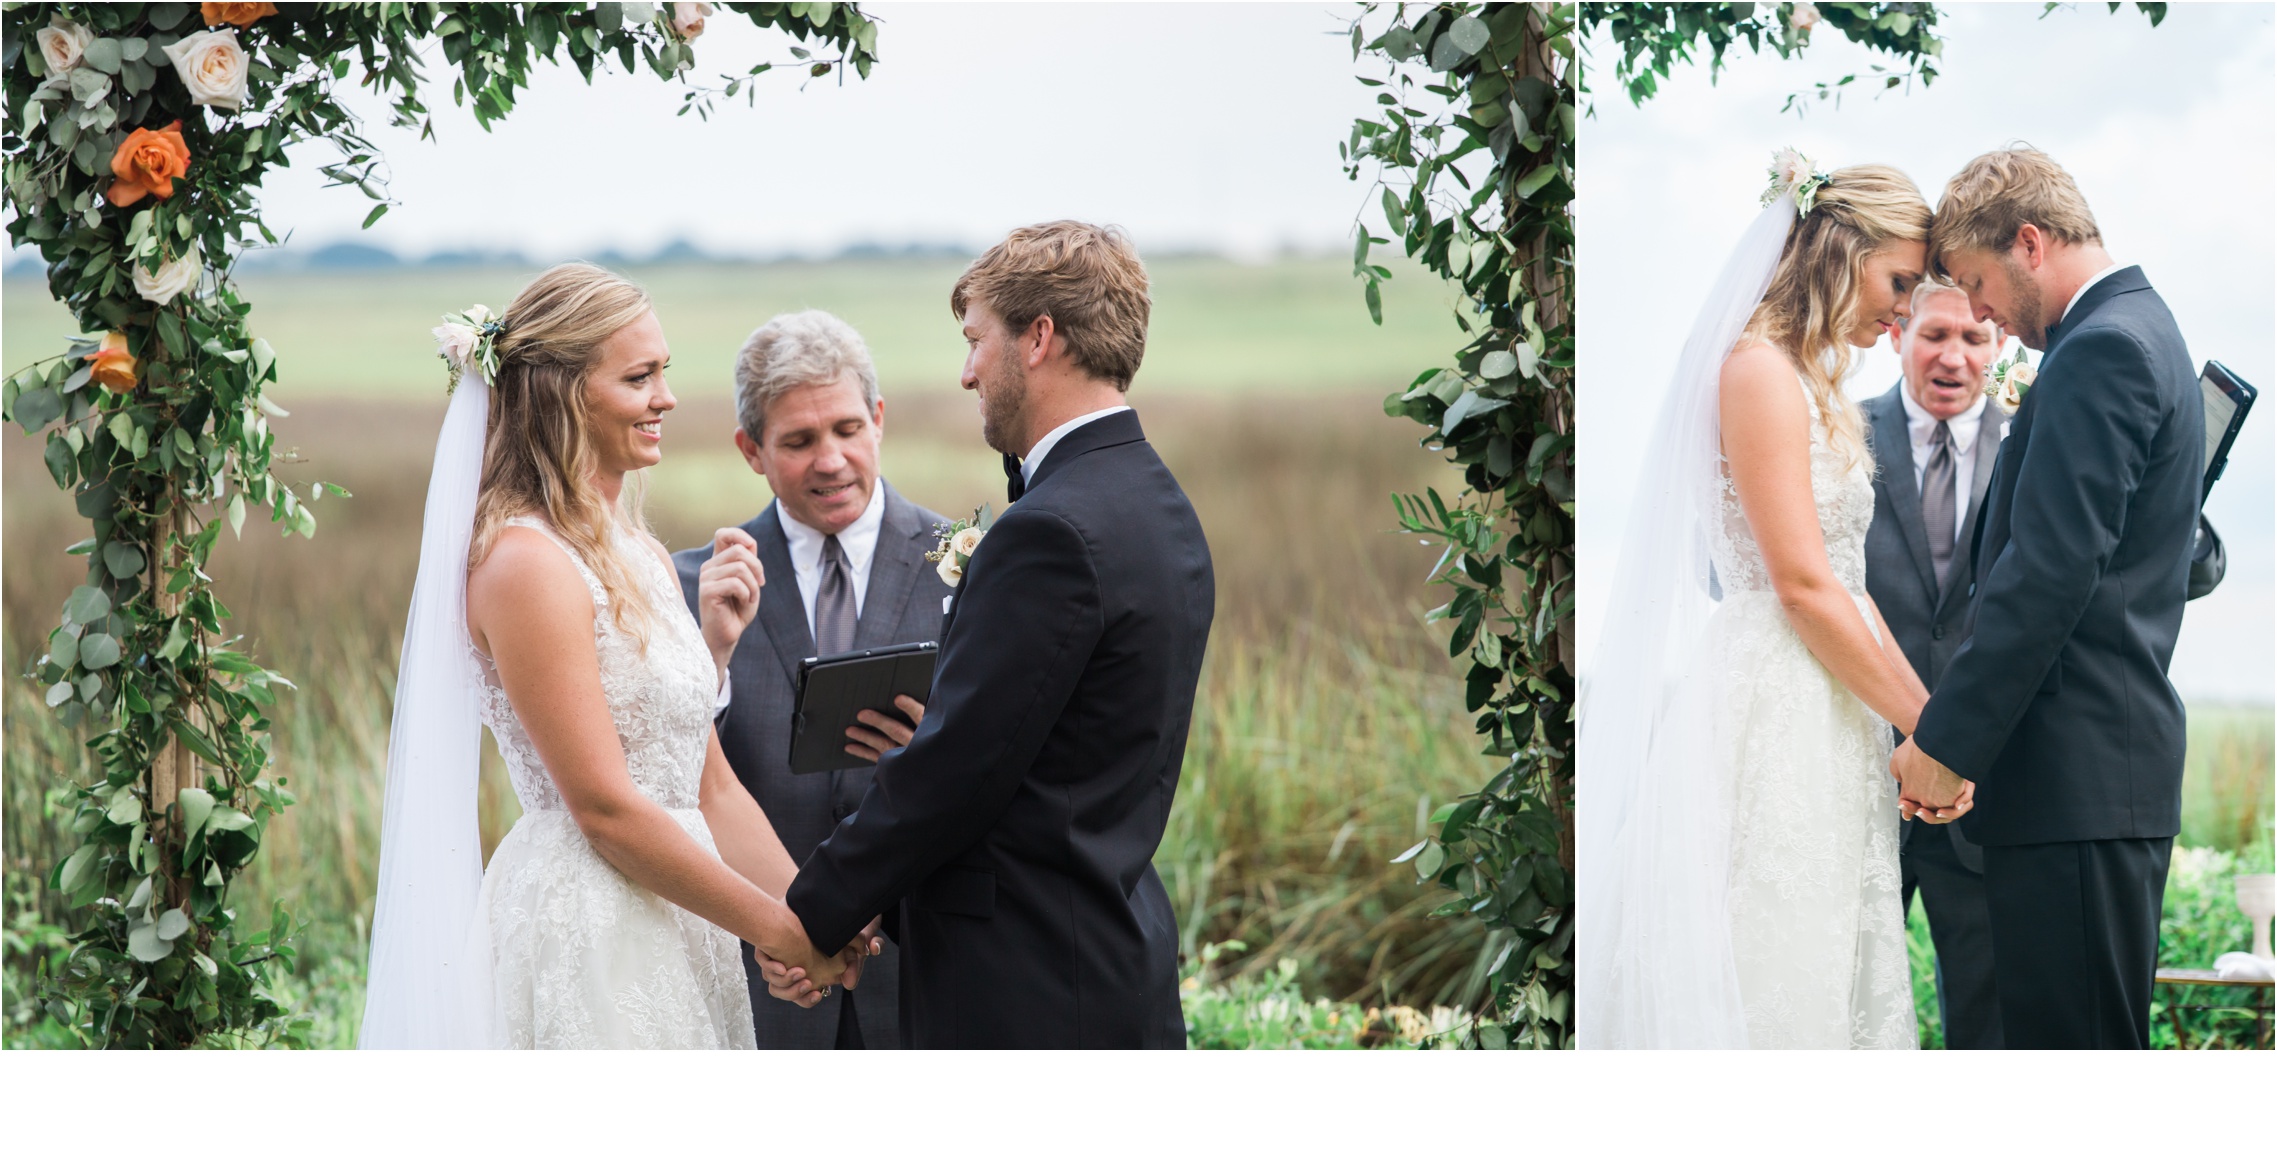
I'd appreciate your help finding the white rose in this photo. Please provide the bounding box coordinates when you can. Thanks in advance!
[674,2,713,40]
[936,552,962,588]
[434,322,479,367]
[950,526,985,559]
[37,19,93,75]
[1789,2,1822,33]
[463,303,495,325]
[2009,361,2036,389]
[132,250,201,306]
[1773,148,1810,190]
[162,29,250,112]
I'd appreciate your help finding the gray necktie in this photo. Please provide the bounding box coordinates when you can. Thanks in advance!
[1922,420,1957,591]
[815,534,857,655]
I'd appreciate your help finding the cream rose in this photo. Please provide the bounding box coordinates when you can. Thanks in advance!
[433,322,479,368]
[132,250,202,306]
[1789,2,1822,33]
[1772,148,1810,191]
[37,19,93,75]
[2008,361,2036,390]
[674,2,713,40]
[162,28,251,111]
[950,525,985,559]
[936,552,963,588]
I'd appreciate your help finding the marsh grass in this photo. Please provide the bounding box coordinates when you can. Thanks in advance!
[4,383,1495,1045]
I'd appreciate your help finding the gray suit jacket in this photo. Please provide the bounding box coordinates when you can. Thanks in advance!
[1862,384,2006,872]
[672,480,950,1049]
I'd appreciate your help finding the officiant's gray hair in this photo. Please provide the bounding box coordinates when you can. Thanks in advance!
[733,309,882,440]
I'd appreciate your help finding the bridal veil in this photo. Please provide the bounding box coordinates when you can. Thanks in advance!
[358,367,500,1048]
[1575,195,1797,1048]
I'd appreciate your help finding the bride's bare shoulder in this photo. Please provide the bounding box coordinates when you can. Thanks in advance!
[1718,342,1807,416]
[468,524,594,652]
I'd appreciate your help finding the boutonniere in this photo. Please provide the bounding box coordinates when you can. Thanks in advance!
[926,503,995,588]
[1985,348,2036,413]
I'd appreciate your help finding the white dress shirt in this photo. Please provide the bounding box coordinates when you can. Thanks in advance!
[777,480,887,640]
[1899,385,1987,545]
[2058,262,2131,327]
[1020,406,1132,486]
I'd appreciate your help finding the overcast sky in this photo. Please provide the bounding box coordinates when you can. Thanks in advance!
[1578,2,2276,702]
[231,2,1379,260]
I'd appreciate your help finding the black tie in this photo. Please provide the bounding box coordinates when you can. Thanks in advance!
[815,534,857,655]
[1923,420,1958,591]
[1003,452,1026,502]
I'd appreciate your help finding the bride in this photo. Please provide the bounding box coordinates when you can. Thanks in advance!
[1578,155,1968,1049]
[359,263,866,1048]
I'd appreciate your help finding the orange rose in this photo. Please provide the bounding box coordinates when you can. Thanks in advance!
[201,2,278,28]
[87,332,138,394]
[105,121,191,207]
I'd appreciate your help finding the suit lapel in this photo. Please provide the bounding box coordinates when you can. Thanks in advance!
[1940,403,2008,614]
[749,502,814,687]
[853,482,928,649]
[1868,388,1939,604]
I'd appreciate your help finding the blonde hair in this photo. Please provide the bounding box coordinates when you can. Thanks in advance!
[950,221,1151,390]
[1927,144,2103,277]
[1740,164,1931,472]
[470,262,661,644]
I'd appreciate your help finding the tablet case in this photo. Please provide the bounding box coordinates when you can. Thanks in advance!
[788,641,938,775]
[2200,360,2256,503]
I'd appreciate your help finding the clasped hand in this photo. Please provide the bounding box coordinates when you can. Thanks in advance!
[1888,736,1975,824]
[757,916,886,1008]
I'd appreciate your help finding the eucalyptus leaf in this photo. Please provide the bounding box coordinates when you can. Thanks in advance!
[83,38,124,75]
[157,908,191,941]
[127,921,174,963]
[63,584,111,626]
[106,788,142,826]
[78,631,122,671]
[1479,350,1519,379]
[1447,15,1490,56]
[58,844,100,892]
[102,541,144,579]
[178,787,216,843]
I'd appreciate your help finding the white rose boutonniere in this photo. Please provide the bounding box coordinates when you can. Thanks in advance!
[132,249,203,306]
[926,505,996,588]
[36,18,93,76]
[1985,348,2035,413]
[162,29,251,112]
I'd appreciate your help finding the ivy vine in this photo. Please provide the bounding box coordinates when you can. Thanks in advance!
[2,0,877,1049]
[1347,1,1576,1050]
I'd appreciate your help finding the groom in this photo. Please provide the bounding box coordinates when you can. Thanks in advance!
[773,221,1215,1048]
[1892,147,2204,1049]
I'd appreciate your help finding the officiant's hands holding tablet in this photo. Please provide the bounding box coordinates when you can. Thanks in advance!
[845,695,925,762]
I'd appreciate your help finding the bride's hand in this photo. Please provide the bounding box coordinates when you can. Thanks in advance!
[755,951,830,1008]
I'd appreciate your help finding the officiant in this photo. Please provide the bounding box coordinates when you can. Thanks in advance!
[673,310,951,1049]
[1863,281,2224,1048]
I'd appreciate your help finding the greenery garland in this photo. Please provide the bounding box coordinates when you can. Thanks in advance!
[1,0,877,1049]
[1348,1,1576,1050]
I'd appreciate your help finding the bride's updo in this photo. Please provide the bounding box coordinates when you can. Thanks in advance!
[1741,164,1931,470]
[470,262,660,642]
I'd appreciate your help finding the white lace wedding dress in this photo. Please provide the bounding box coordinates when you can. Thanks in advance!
[468,516,756,1049]
[1706,379,1915,1050]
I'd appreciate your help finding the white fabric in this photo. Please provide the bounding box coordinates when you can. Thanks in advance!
[1576,195,1915,1049]
[469,517,753,1049]
[778,481,884,639]
[1021,405,1131,485]
[2213,951,2274,981]
[2057,261,2130,326]
[360,369,498,1049]
[1898,386,1987,543]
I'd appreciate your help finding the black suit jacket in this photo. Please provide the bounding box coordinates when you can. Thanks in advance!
[671,481,949,1048]
[786,410,1215,1049]
[1915,267,2203,846]
[1862,384,2007,871]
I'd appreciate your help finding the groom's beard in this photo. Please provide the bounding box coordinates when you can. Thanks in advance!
[2004,257,2049,351]
[979,354,1028,457]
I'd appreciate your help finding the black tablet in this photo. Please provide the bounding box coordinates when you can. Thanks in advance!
[2201,360,2256,503]
[788,641,938,775]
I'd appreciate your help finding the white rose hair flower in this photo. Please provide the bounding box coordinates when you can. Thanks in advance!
[1760,146,1832,218]
[674,2,713,40]
[36,18,93,76]
[434,303,504,390]
[132,250,202,306]
[162,28,251,111]
[433,322,479,368]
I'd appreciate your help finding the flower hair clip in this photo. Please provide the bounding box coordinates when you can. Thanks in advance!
[1761,147,1833,218]
[434,304,503,392]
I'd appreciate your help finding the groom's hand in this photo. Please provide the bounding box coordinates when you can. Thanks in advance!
[1891,737,1974,823]
[845,695,925,762]
[698,527,764,681]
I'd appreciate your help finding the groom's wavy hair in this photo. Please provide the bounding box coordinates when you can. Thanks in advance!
[1926,144,2103,277]
[1742,164,1931,473]
[950,220,1150,390]
[470,262,662,647]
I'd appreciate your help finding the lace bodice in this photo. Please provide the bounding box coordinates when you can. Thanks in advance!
[1711,378,1874,596]
[473,516,718,812]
